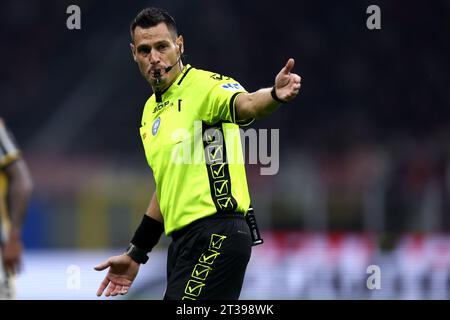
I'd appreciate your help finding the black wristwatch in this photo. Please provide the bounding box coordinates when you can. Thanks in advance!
[126,244,149,264]
[271,85,287,104]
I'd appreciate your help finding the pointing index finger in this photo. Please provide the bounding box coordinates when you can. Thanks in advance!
[94,259,110,271]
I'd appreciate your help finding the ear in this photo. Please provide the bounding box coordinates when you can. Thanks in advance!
[130,43,137,62]
[176,35,184,54]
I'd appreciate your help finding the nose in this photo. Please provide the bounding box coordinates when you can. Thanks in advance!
[148,50,160,66]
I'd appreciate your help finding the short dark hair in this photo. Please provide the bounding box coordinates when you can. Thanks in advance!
[130,7,178,42]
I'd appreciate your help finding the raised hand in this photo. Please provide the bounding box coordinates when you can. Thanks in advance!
[274,58,302,102]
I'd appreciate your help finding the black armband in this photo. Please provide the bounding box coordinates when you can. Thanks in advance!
[271,85,287,104]
[128,215,164,263]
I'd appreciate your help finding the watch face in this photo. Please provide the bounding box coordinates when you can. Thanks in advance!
[126,244,149,264]
[126,244,134,254]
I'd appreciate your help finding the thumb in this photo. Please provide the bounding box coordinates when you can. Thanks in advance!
[94,259,111,271]
[281,58,295,75]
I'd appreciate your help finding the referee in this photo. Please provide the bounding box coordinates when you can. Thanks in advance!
[95,7,301,300]
[0,118,33,299]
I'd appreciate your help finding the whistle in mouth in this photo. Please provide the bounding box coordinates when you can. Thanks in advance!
[154,69,162,85]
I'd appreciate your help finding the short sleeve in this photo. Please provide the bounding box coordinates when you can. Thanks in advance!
[206,78,253,125]
[0,119,21,168]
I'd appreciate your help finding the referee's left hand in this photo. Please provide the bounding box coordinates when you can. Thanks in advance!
[274,58,302,102]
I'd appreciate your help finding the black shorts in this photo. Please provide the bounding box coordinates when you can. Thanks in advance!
[163,213,252,300]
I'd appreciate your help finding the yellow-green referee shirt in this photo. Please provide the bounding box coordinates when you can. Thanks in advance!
[140,65,253,235]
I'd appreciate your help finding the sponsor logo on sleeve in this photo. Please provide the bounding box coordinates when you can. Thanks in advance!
[221,83,244,92]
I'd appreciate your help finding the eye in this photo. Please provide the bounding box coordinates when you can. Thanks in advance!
[138,46,150,55]
[157,43,168,51]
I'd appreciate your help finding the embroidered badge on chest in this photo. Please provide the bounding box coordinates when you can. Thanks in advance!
[152,117,161,136]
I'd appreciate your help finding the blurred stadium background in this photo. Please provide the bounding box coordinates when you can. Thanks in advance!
[1,0,450,299]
